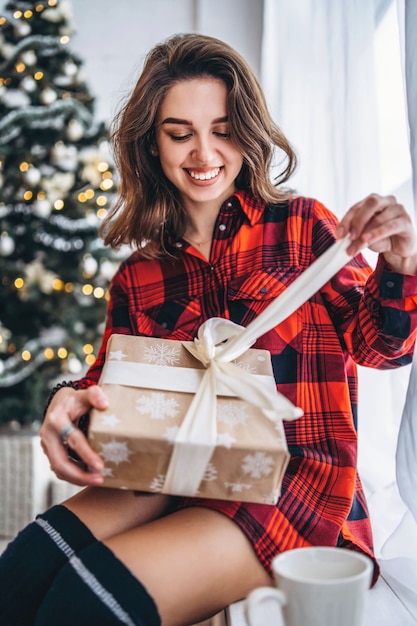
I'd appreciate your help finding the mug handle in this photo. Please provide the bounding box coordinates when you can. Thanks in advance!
[244,586,287,626]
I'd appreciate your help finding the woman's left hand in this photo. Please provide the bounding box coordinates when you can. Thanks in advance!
[336,193,417,274]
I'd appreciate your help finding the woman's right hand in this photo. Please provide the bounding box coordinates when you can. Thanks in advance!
[39,385,108,486]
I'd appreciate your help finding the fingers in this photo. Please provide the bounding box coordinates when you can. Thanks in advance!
[39,385,107,487]
[336,193,414,257]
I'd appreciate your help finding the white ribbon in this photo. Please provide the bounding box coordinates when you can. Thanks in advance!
[163,235,353,496]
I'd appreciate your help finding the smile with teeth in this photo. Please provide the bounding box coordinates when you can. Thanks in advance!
[187,167,221,181]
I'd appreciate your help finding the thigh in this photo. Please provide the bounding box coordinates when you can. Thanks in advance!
[63,487,176,540]
[103,506,273,626]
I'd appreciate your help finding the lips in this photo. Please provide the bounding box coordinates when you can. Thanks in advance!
[186,167,221,181]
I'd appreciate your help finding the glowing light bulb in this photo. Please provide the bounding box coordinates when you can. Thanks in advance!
[22,350,31,361]
[94,287,105,299]
[52,279,64,290]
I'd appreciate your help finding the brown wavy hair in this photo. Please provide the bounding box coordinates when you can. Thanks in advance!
[101,33,297,259]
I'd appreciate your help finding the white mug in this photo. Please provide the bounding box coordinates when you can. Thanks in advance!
[245,546,373,626]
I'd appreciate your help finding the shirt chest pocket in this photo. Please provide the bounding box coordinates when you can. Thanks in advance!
[134,296,202,340]
[227,267,304,354]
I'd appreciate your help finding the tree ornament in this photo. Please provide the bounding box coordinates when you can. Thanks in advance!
[20,75,37,92]
[1,42,16,58]
[24,259,58,294]
[33,197,52,218]
[20,49,37,66]
[82,255,98,277]
[66,118,84,141]
[23,166,41,186]
[64,60,78,76]
[67,356,82,374]
[100,260,116,281]
[14,22,31,38]
[51,141,78,170]
[0,232,15,256]
[40,86,57,105]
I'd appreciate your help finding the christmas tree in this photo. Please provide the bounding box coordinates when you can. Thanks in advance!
[0,0,120,427]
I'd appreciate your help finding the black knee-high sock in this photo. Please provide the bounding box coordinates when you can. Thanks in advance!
[0,504,96,626]
[34,541,161,626]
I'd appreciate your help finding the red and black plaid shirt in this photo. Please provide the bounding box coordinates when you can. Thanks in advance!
[80,190,417,583]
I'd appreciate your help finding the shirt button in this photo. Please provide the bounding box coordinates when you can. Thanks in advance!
[386,280,395,288]
[260,287,268,294]
[161,322,168,328]
[218,224,226,231]
[226,202,233,208]
[175,242,183,248]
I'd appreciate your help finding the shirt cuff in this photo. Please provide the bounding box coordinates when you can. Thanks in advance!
[374,255,417,299]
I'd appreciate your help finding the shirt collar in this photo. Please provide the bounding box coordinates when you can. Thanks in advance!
[231,190,267,226]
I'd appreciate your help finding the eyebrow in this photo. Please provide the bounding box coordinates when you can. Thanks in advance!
[160,116,229,125]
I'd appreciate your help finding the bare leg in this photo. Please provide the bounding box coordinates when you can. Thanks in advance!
[103,506,273,626]
[63,487,175,539]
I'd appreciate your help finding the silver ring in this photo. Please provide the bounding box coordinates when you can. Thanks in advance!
[59,424,77,445]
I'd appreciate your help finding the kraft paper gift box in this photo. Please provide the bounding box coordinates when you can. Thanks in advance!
[88,237,354,504]
[88,329,301,504]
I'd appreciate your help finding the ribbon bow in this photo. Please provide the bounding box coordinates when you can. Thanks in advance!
[163,235,353,496]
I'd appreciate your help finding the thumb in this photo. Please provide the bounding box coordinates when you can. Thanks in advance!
[85,384,109,410]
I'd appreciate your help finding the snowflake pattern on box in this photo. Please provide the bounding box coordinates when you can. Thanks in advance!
[233,360,257,374]
[101,414,121,427]
[224,481,252,493]
[241,452,275,478]
[143,342,181,366]
[109,349,127,361]
[163,425,180,443]
[149,474,166,492]
[99,439,133,465]
[202,462,218,482]
[136,392,180,420]
[217,401,250,426]
[216,432,236,448]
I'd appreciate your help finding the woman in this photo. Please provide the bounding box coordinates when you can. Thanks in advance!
[1,33,417,626]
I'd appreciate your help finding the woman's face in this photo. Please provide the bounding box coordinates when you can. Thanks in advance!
[155,77,244,213]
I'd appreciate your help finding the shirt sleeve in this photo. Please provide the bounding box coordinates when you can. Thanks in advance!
[312,200,417,368]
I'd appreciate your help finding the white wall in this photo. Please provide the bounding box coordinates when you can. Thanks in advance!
[0,0,264,123]
[69,0,264,123]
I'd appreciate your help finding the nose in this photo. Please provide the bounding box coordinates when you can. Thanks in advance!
[191,134,216,164]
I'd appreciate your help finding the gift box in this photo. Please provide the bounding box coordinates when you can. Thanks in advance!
[87,238,356,504]
[88,328,300,504]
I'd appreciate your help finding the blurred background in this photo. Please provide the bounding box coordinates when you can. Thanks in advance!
[0,0,416,617]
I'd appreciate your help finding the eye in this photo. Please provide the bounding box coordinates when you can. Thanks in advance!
[214,132,230,138]
[169,134,192,142]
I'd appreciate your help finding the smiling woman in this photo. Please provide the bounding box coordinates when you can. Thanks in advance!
[1,32,417,626]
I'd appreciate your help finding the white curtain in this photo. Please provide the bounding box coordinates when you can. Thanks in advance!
[379,0,417,604]
[261,0,417,605]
